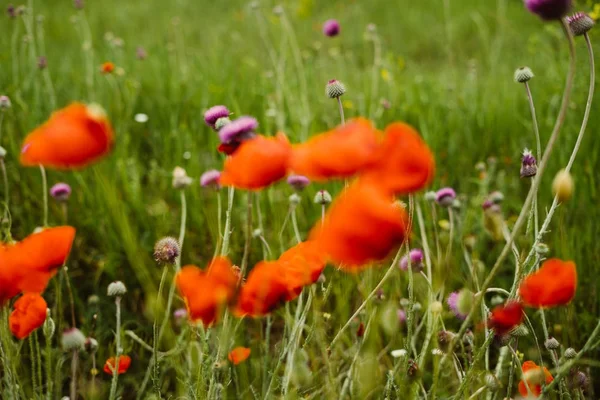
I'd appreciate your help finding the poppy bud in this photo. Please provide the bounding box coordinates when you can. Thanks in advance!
[107,281,127,297]
[314,190,332,205]
[567,12,594,36]
[153,237,180,264]
[457,289,474,317]
[172,166,192,189]
[552,169,573,202]
[564,347,577,359]
[514,66,534,83]
[61,328,86,351]
[520,149,537,178]
[0,95,11,109]
[326,79,346,99]
[544,337,560,350]
[43,311,55,339]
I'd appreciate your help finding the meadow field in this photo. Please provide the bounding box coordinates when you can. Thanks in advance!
[1,0,600,398]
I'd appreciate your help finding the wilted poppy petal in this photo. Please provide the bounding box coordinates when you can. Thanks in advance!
[310,183,408,270]
[219,134,291,190]
[234,261,290,317]
[289,118,380,181]
[228,347,251,365]
[519,259,577,308]
[103,355,132,375]
[360,122,435,195]
[20,103,114,169]
[9,293,48,339]
[487,301,524,335]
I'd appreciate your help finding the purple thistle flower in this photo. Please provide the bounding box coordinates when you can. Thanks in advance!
[136,46,147,60]
[435,187,456,207]
[397,309,406,324]
[399,249,424,272]
[323,19,340,37]
[287,174,310,191]
[567,12,595,36]
[447,292,467,320]
[200,169,221,189]
[204,105,230,129]
[520,149,537,178]
[50,183,72,202]
[524,0,571,20]
[218,116,258,144]
[174,308,188,326]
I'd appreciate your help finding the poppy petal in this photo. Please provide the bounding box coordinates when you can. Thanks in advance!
[9,293,48,339]
[519,258,577,308]
[487,301,524,335]
[228,347,251,365]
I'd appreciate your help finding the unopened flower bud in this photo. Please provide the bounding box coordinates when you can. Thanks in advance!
[61,328,86,351]
[424,191,437,202]
[430,301,443,314]
[438,330,455,353]
[214,117,231,131]
[289,193,301,205]
[514,66,534,83]
[485,373,500,391]
[534,243,550,255]
[326,79,346,99]
[564,347,577,359]
[154,237,180,264]
[314,190,332,205]
[0,146,6,159]
[552,169,573,202]
[520,149,537,178]
[435,187,456,207]
[0,95,11,109]
[567,12,594,36]
[172,166,192,189]
[43,312,55,339]
[85,337,98,353]
[107,281,127,297]
[510,324,529,337]
[50,183,72,202]
[571,371,588,388]
[545,337,560,350]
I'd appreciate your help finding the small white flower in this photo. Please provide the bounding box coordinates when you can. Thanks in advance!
[134,113,149,123]
[172,167,192,189]
[390,349,407,358]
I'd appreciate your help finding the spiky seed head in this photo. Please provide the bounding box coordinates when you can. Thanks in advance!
[43,311,55,339]
[514,66,534,83]
[107,281,127,297]
[552,169,574,202]
[510,324,530,337]
[154,237,180,264]
[564,347,577,359]
[545,337,560,350]
[61,328,86,351]
[314,190,332,205]
[326,79,346,98]
[567,12,594,36]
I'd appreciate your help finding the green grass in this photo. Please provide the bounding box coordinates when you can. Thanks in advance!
[1,0,600,398]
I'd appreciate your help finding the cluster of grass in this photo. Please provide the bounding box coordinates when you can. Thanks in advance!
[1,0,600,398]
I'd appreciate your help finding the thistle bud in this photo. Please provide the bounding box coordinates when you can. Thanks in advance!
[50,183,72,202]
[510,324,529,337]
[534,243,550,255]
[200,170,221,189]
[289,193,301,206]
[214,117,231,131]
[514,66,534,83]
[564,347,577,359]
[107,281,127,297]
[172,166,192,189]
[84,337,98,353]
[485,373,500,391]
[552,169,573,202]
[520,149,537,178]
[424,191,437,202]
[61,328,86,351]
[435,187,456,207]
[314,190,332,205]
[567,12,594,36]
[0,95,11,109]
[545,337,560,350]
[326,79,346,99]
[154,237,180,264]
[430,301,443,314]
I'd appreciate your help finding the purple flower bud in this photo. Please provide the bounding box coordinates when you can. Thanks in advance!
[520,149,537,178]
[0,95,11,109]
[218,116,258,144]
[323,19,340,37]
[435,188,456,207]
[287,174,310,191]
[204,105,230,129]
[174,308,187,325]
[524,0,572,21]
[73,0,84,9]
[7,4,16,18]
[136,46,147,60]
[200,169,221,189]
[399,249,424,272]
[50,183,72,202]
[397,309,406,324]
[447,291,467,320]
[37,56,47,70]
[567,12,595,36]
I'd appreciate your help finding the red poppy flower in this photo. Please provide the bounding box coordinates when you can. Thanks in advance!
[101,62,115,74]
[309,182,409,270]
[219,134,291,190]
[487,301,524,335]
[228,347,251,365]
[0,226,76,305]
[20,103,114,169]
[360,122,435,195]
[289,118,380,181]
[518,360,553,397]
[9,293,48,339]
[278,241,327,300]
[234,261,291,317]
[519,258,577,308]
[175,257,238,326]
[103,355,132,375]
[217,142,240,155]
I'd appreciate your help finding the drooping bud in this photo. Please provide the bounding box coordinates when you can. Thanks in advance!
[514,66,534,83]
[552,169,574,202]
[520,149,537,178]
[544,337,560,350]
[107,281,127,297]
[61,328,86,351]
[153,237,180,264]
[326,79,346,99]
[314,190,332,205]
[567,12,594,36]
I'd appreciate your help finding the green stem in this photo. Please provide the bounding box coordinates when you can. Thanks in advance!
[220,187,235,256]
[40,165,48,227]
[336,97,345,125]
[109,297,122,400]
